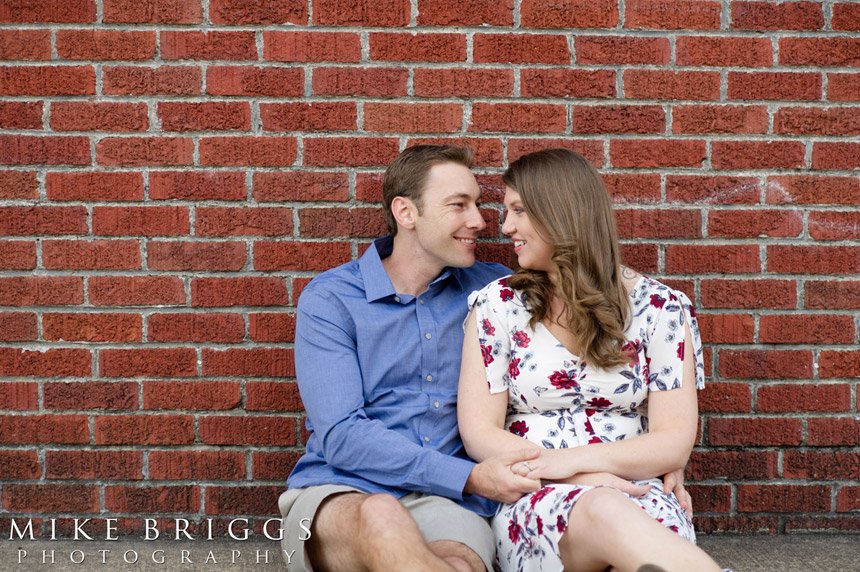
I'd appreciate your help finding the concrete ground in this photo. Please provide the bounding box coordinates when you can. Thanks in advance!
[1,535,857,571]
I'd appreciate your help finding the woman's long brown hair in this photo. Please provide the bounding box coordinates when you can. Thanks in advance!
[504,148,630,369]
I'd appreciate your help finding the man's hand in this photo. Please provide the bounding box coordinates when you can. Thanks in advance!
[465,449,542,504]
[662,467,693,518]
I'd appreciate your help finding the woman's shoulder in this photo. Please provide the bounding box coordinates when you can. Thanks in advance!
[628,274,694,314]
[468,274,525,310]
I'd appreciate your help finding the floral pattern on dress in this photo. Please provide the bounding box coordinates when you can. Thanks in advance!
[466,275,705,572]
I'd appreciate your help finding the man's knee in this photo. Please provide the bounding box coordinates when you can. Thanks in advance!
[357,493,412,531]
[429,540,486,572]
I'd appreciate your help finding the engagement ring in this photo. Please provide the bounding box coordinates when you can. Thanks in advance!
[522,461,533,472]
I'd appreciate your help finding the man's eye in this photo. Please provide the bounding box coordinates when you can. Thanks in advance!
[450,203,465,209]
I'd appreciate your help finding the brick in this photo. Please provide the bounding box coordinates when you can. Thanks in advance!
[768,245,859,275]
[148,313,244,343]
[473,34,568,64]
[0,450,40,480]
[833,3,860,31]
[43,313,141,343]
[207,65,303,96]
[0,101,42,129]
[738,485,830,513]
[0,242,36,270]
[106,485,198,513]
[470,103,565,133]
[253,451,301,480]
[0,312,37,341]
[809,211,860,241]
[597,173,658,204]
[697,382,752,412]
[303,137,399,166]
[0,206,87,236]
[263,31,360,62]
[624,70,719,101]
[576,36,669,65]
[520,69,614,98]
[314,67,407,97]
[300,208,386,238]
[89,276,184,306]
[708,417,802,446]
[45,450,142,480]
[620,243,658,274]
[812,142,860,170]
[521,0,618,28]
[47,172,143,202]
[695,516,779,534]
[610,139,705,168]
[417,0,512,25]
[44,381,137,412]
[666,244,759,274]
[99,348,197,378]
[191,277,289,307]
[676,36,772,67]
[261,102,356,131]
[144,381,241,410]
[210,0,305,24]
[151,171,245,201]
[246,381,302,411]
[104,0,202,23]
[689,450,776,480]
[686,484,731,512]
[44,239,141,270]
[0,171,38,199]
[808,417,860,446]
[207,485,283,515]
[254,241,351,271]
[572,105,664,134]
[701,279,796,309]
[507,139,604,167]
[819,351,860,379]
[672,105,768,134]
[0,415,88,444]
[0,135,91,165]
[0,0,95,22]
[626,0,721,29]
[4,484,98,513]
[57,30,155,61]
[93,206,189,236]
[732,1,823,31]
[364,103,461,133]
[254,171,349,202]
[409,137,504,168]
[371,33,467,62]
[161,31,256,60]
[355,172,385,202]
[199,416,296,445]
[158,102,250,131]
[837,487,860,512]
[759,383,851,413]
[148,241,246,271]
[766,175,859,205]
[149,451,244,480]
[249,313,295,342]
[762,314,854,344]
[712,141,805,170]
[828,73,860,103]
[805,281,860,310]
[0,277,83,306]
[196,206,291,237]
[614,209,700,239]
[103,65,201,96]
[720,349,812,379]
[0,65,95,96]
[314,0,408,25]
[728,72,821,101]
[96,137,193,166]
[697,313,754,344]
[708,209,802,238]
[0,382,37,409]
[780,37,860,67]
[96,415,194,445]
[775,107,860,136]
[199,136,297,167]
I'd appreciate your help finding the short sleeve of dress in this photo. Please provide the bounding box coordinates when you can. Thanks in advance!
[645,289,705,392]
[466,278,513,395]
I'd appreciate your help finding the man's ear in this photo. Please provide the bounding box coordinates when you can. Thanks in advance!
[390,196,417,231]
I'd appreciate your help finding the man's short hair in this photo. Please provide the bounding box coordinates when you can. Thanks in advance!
[382,145,473,236]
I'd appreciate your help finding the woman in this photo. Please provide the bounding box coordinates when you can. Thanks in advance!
[458,149,722,571]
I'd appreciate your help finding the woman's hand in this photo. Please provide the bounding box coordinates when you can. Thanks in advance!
[510,448,580,481]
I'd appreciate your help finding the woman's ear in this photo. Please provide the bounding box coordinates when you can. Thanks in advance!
[390,196,417,231]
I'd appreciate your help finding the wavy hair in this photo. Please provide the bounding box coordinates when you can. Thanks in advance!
[504,148,629,369]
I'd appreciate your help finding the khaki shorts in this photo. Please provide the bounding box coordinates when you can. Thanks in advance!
[278,485,495,571]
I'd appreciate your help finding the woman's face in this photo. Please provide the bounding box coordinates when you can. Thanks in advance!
[501,186,556,273]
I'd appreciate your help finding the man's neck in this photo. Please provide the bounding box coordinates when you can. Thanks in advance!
[381,234,445,297]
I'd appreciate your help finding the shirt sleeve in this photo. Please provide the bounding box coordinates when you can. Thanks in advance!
[466,281,512,395]
[295,287,475,500]
[646,289,705,392]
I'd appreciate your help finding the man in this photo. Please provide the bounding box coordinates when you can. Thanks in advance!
[279,145,689,571]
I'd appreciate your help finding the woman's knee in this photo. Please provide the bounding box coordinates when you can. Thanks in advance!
[564,487,632,537]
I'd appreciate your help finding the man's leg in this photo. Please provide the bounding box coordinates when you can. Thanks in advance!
[428,541,486,572]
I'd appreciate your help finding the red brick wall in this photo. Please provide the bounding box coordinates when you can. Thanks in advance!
[1,0,858,535]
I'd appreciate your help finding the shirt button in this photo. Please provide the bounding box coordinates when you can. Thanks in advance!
[424,332,432,340]
[423,436,430,443]
[419,299,425,305]
[394,296,401,303]
[426,374,433,382]
[433,401,440,408]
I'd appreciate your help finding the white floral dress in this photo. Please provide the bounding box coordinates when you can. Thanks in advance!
[468,275,705,572]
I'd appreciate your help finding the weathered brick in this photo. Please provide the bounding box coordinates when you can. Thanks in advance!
[819,351,860,379]
[99,348,197,378]
[252,451,301,480]
[205,485,282,515]
[44,381,138,410]
[57,30,155,61]
[507,139,604,167]
[4,484,98,513]
[688,450,777,480]
[47,172,144,201]
[0,66,95,96]
[196,206,291,237]
[775,107,860,136]
[624,70,720,100]
[314,0,409,26]
[521,0,618,28]
[150,171,246,201]
[697,313,755,344]
[43,313,141,343]
[473,34,569,64]
[520,69,615,98]
[676,36,772,67]
[626,0,721,29]
[263,31,360,62]
[610,139,706,168]
[576,36,670,65]
[161,31,256,60]
[89,276,184,306]
[697,382,752,413]
[409,137,504,168]
[246,381,302,411]
[812,142,860,170]
[738,485,830,513]
[249,313,296,342]
[711,141,805,170]
[728,71,821,101]
[0,102,42,129]
[719,350,812,379]
[0,206,87,236]
[0,450,41,479]
[686,484,731,512]
[210,0,306,24]
[708,417,802,446]
[0,415,89,444]
[148,313,245,343]
[191,277,289,307]
[779,37,860,67]
[0,242,36,270]
[96,137,194,167]
[0,135,91,165]
[602,173,661,204]
[809,211,860,241]
[758,384,851,413]
[0,312,37,341]
[672,105,769,134]
[371,33,467,62]
[0,347,92,377]
[104,0,202,23]
[254,241,351,271]
[708,209,802,238]
[827,73,860,101]
[314,67,407,97]
[0,171,38,199]
[144,381,242,410]
[45,450,142,480]
[106,485,199,513]
[615,209,700,239]
[768,245,859,275]
[701,279,796,309]
[103,65,201,96]
[833,3,860,31]
[148,241,247,271]
[0,1,95,23]
[766,175,859,205]
[207,65,303,96]
[417,0,512,25]
[300,208,386,238]
[254,171,349,202]
[666,245,760,274]
[261,102,357,131]
[96,415,194,444]
[93,206,189,236]
[364,103,462,133]
[0,381,38,409]
[470,103,565,133]
[303,137,399,166]
[732,1,823,31]
[805,281,860,310]
[199,136,297,167]
[0,277,83,306]
[158,102,251,131]
[572,105,664,134]
[149,451,244,480]
[199,416,296,445]
[807,417,859,446]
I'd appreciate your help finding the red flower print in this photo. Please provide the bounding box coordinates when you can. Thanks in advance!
[481,318,495,336]
[549,369,578,390]
[499,277,509,287]
[500,288,514,302]
[649,294,666,309]
[676,340,685,360]
[509,357,521,380]
[563,488,582,502]
[588,436,602,444]
[556,515,567,534]
[529,486,555,508]
[536,516,543,536]
[508,519,521,543]
[512,330,531,348]
[508,420,529,437]
[687,305,696,317]
[481,344,494,366]
[621,339,641,366]
[587,397,612,408]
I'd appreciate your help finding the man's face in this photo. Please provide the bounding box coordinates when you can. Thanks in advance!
[409,162,486,270]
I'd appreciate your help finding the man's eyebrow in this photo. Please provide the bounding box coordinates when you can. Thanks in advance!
[441,192,475,202]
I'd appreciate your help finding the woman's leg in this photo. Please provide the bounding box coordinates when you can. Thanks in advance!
[558,488,721,572]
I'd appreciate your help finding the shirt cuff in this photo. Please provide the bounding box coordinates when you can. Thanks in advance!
[425,452,475,500]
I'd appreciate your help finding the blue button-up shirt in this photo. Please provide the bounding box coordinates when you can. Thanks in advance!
[288,236,508,516]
